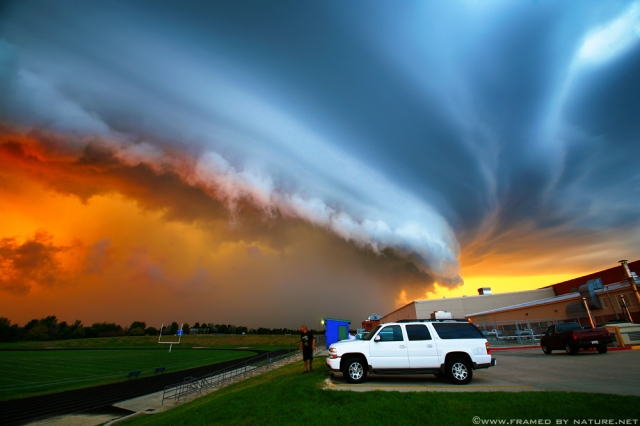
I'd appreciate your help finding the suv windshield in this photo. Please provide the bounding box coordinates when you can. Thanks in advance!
[362,325,381,341]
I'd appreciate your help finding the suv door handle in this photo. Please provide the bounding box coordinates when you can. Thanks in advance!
[399,345,406,348]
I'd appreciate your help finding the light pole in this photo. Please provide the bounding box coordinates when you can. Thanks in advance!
[582,297,596,329]
[619,260,640,322]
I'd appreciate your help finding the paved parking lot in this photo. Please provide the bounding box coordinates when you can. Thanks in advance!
[325,348,640,395]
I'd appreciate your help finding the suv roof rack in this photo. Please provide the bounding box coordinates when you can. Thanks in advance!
[395,319,469,323]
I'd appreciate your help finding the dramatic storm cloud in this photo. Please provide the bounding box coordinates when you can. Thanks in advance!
[0,1,639,327]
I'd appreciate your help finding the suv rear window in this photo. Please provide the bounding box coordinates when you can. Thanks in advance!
[555,323,582,333]
[432,323,484,339]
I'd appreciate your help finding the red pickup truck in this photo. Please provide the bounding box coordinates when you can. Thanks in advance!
[540,322,612,355]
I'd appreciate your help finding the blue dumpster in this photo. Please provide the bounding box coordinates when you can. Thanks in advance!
[323,318,351,347]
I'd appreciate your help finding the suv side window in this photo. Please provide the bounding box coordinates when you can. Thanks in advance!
[432,323,484,339]
[406,324,431,341]
[378,325,404,342]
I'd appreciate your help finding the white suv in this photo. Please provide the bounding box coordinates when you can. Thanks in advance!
[326,319,496,385]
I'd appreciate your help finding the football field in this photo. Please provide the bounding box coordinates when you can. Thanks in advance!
[0,348,253,401]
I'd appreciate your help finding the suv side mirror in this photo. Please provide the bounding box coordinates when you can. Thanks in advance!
[374,335,381,342]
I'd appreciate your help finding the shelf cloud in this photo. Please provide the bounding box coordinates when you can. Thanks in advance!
[1,1,639,326]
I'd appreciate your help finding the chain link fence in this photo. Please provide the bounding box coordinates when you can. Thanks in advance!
[162,335,325,404]
[474,316,613,346]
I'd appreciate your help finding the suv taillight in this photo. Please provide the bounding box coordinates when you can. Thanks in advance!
[572,332,577,340]
[485,341,491,355]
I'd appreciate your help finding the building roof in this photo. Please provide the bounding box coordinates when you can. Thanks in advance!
[466,280,633,317]
[465,292,582,317]
[413,287,551,304]
[545,260,640,295]
[322,317,351,323]
[382,287,553,320]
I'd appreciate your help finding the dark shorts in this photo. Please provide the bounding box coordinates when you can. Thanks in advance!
[302,349,313,361]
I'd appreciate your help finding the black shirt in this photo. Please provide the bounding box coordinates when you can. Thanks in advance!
[301,331,314,351]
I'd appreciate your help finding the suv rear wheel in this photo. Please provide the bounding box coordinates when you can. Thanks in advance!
[541,343,552,355]
[342,356,367,384]
[446,355,473,385]
[564,343,578,355]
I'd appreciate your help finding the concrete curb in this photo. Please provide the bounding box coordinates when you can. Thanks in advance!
[491,345,640,351]
[491,346,539,351]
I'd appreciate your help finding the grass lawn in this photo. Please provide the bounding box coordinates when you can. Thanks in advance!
[0,349,254,401]
[122,360,640,426]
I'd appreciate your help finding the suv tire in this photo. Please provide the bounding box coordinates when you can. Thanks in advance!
[342,356,367,384]
[541,343,552,355]
[597,345,608,354]
[446,355,473,385]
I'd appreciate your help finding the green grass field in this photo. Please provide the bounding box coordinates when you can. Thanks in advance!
[0,349,253,401]
[122,361,640,426]
[0,335,300,401]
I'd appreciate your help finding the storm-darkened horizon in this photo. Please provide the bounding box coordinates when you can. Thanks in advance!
[1,1,639,328]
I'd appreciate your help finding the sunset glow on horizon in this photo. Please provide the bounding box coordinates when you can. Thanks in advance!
[1,2,639,328]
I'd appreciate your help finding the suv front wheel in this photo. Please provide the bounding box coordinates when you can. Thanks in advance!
[342,356,367,384]
[447,356,473,385]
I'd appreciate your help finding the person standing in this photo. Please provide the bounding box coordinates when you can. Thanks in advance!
[300,325,315,373]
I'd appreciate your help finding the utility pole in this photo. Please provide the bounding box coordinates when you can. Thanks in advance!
[619,295,633,323]
[619,260,640,322]
[582,297,596,329]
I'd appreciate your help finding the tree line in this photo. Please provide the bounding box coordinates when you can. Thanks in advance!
[0,316,318,342]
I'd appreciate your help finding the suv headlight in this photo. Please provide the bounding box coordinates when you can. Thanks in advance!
[328,347,338,358]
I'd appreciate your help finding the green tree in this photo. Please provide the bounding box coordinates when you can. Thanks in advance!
[169,322,179,335]
[130,321,146,328]
[26,323,50,340]
[71,322,85,338]
[129,321,146,336]
[57,321,71,339]
[22,316,59,340]
[87,322,124,337]
[129,327,144,336]
[144,326,159,336]
[0,317,20,342]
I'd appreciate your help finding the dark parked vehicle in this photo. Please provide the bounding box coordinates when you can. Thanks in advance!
[540,322,612,355]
